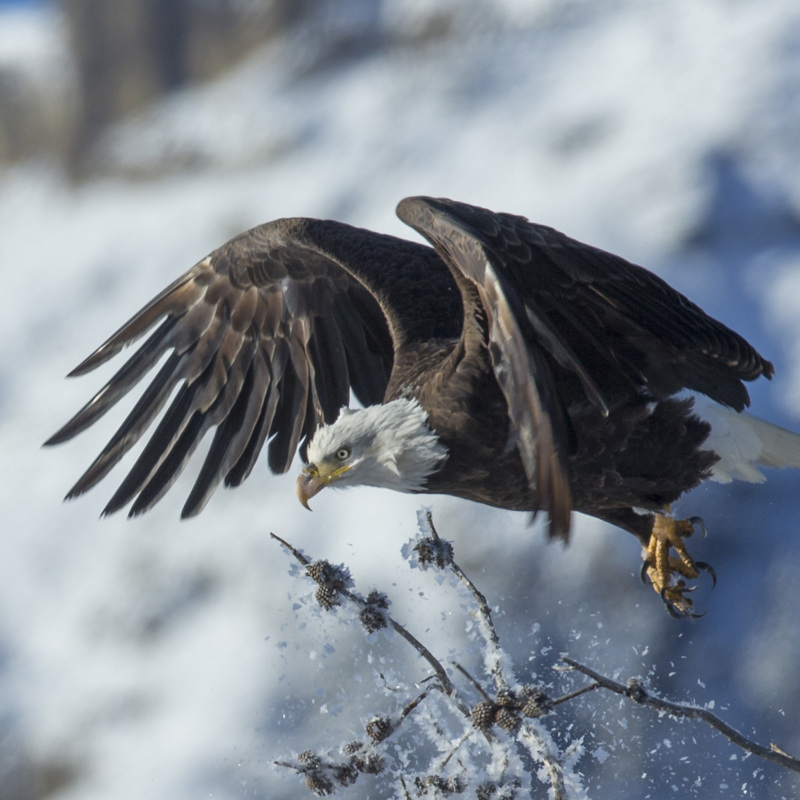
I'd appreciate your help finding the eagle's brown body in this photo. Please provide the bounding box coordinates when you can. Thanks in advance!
[390,309,718,545]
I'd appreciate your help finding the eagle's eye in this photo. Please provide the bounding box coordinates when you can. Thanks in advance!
[336,447,351,461]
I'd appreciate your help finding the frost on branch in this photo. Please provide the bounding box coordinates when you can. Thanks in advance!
[271,519,589,799]
[270,512,800,798]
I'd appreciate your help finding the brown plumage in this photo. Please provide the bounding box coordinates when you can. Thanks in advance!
[47,197,787,600]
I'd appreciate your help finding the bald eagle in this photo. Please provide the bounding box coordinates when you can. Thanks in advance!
[46,197,800,615]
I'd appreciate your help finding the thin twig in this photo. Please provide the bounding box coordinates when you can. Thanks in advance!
[438,729,475,771]
[426,512,500,649]
[269,532,312,565]
[518,725,570,800]
[550,681,601,708]
[424,511,509,693]
[452,661,493,702]
[388,622,458,701]
[562,657,800,775]
[271,532,461,703]
[424,516,578,798]
[397,687,434,725]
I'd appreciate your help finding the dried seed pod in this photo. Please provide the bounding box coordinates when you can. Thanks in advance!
[307,561,348,592]
[521,690,552,718]
[351,751,384,775]
[297,749,319,766]
[306,561,328,582]
[471,700,497,732]
[315,584,340,610]
[477,782,498,800]
[365,716,393,742]
[495,707,520,732]
[359,591,389,632]
[445,775,466,794]
[415,774,466,795]
[478,781,520,800]
[365,590,388,608]
[495,687,516,707]
[304,771,334,796]
[413,536,454,570]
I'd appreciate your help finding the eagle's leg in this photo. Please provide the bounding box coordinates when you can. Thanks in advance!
[640,514,716,617]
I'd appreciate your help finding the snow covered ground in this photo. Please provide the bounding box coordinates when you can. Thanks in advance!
[2,1,800,798]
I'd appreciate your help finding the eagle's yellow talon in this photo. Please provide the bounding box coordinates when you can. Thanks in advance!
[643,515,711,617]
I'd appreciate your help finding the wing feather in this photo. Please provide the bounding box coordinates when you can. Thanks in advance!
[397,196,774,539]
[45,317,179,445]
[63,352,183,498]
[182,350,265,516]
[67,272,210,376]
[266,343,308,474]
[332,292,390,405]
[225,352,281,488]
[46,219,421,515]
[504,219,773,408]
[101,377,205,515]
[397,197,573,539]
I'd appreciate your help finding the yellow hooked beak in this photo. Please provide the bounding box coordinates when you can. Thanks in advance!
[295,462,352,509]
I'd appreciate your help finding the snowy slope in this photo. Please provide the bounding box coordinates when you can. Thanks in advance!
[2,1,800,798]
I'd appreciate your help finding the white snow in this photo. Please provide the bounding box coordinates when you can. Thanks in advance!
[0,5,71,87]
[2,1,800,799]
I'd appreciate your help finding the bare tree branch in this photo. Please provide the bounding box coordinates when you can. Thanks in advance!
[561,656,800,775]
[270,517,798,799]
[518,725,569,800]
[270,532,463,707]
[420,513,583,800]
[424,512,500,645]
[423,510,513,699]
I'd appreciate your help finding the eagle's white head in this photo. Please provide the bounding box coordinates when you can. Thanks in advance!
[296,398,447,508]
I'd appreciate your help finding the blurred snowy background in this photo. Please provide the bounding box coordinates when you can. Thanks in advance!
[1,0,800,797]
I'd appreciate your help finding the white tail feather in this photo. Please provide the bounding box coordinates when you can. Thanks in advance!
[692,399,800,484]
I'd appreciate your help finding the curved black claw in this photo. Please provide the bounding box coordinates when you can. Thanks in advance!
[660,589,705,619]
[662,592,684,618]
[695,560,717,589]
[688,516,707,538]
[639,559,651,584]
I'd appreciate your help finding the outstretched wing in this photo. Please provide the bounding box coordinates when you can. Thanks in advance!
[397,196,774,540]
[45,217,454,518]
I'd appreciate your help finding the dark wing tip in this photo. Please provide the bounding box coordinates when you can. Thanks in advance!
[44,409,100,447]
[66,347,114,378]
[43,430,65,448]
[180,502,201,520]
[546,463,572,543]
[63,487,82,503]
[102,492,130,518]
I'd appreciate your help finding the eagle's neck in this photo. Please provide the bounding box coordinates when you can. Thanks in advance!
[369,399,449,491]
